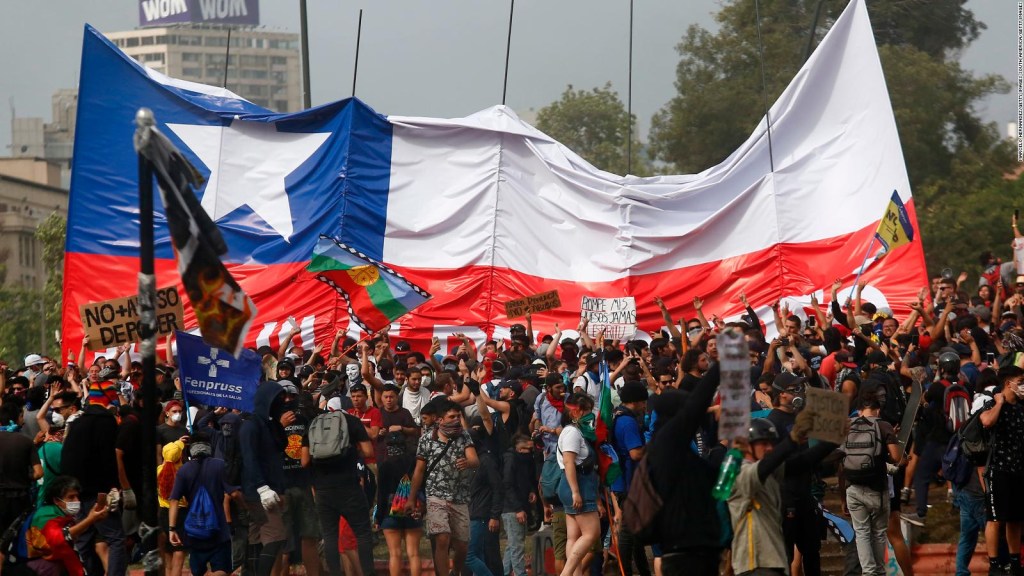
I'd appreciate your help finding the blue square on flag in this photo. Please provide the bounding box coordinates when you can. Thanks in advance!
[176,331,261,412]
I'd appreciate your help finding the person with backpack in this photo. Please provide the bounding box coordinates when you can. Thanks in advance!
[904,350,965,527]
[303,393,375,576]
[610,383,652,576]
[843,393,901,576]
[167,432,241,576]
[554,392,601,576]
[979,366,1024,576]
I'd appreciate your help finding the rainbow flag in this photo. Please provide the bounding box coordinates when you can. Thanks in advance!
[597,356,622,487]
[308,236,431,332]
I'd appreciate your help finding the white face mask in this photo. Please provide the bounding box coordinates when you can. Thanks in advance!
[50,412,65,429]
[422,376,432,388]
[170,412,182,423]
[62,500,81,516]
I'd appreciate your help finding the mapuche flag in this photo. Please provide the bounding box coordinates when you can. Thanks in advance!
[135,126,256,357]
[308,235,431,332]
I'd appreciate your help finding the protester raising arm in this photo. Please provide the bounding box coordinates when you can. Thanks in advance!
[78,335,90,370]
[654,297,682,340]
[578,318,595,351]
[330,329,345,358]
[693,297,711,331]
[525,312,537,349]
[278,325,300,360]
[830,278,850,328]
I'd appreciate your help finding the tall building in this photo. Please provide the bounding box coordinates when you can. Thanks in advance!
[9,89,78,188]
[104,26,302,112]
[0,171,67,289]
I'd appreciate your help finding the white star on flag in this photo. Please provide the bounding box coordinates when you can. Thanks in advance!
[167,119,330,241]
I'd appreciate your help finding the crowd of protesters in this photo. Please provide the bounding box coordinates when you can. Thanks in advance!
[5,242,1024,576]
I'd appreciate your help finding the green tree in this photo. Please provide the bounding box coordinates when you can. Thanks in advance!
[36,212,66,358]
[535,83,653,176]
[648,0,1013,276]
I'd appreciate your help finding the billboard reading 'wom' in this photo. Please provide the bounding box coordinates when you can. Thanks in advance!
[139,0,259,27]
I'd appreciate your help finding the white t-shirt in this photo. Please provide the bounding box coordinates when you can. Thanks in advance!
[401,385,433,424]
[556,425,590,470]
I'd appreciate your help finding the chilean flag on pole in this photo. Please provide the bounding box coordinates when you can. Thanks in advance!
[63,0,926,357]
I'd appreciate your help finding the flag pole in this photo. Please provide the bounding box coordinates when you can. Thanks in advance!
[846,235,878,302]
[133,108,161,576]
[753,0,775,173]
[351,9,363,98]
[501,0,515,105]
[299,0,312,109]
[222,27,232,89]
[626,0,634,175]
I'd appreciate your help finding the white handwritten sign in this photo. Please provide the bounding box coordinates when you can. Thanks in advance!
[580,296,636,340]
[717,329,751,441]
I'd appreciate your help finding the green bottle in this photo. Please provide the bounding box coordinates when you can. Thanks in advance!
[712,447,744,501]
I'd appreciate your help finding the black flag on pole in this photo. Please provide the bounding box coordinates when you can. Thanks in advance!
[135,126,256,357]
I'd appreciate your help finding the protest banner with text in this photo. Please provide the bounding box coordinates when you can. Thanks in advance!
[79,287,185,351]
[580,296,637,340]
[505,290,561,319]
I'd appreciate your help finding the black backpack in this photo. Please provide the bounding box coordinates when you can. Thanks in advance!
[958,398,995,465]
[864,370,905,426]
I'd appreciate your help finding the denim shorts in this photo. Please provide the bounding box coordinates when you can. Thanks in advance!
[380,515,422,531]
[557,469,598,515]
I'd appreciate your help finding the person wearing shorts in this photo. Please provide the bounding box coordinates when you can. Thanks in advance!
[557,394,601,576]
[376,431,423,576]
[407,400,479,576]
[981,367,1024,576]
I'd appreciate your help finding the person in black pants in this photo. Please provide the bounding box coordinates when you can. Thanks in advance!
[766,372,823,576]
[303,410,375,576]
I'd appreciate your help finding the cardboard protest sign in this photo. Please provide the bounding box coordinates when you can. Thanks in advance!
[804,387,850,444]
[717,329,751,441]
[79,287,185,351]
[505,290,561,319]
[580,296,636,340]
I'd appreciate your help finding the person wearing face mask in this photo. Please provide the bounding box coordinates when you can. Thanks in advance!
[277,381,322,576]
[979,366,1024,576]
[238,381,290,576]
[765,372,826,576]
[555,393,600,576]
[25,476,110,576]
[157,400,189,463]
[502,435,539,576]
[60,380,125,576]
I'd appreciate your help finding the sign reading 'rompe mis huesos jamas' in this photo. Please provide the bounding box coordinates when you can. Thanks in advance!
[139,0,259,27]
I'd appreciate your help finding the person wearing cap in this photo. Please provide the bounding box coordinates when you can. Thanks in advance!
[23,353,46,384]
[610,383,651,576]
[765,372,825,576]
[61,380,126,576]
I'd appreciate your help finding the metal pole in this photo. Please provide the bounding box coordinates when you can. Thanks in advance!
[352,9,363,98]
[627,0,634,175]
[502,0,515,105]
[223,27,232,89]
[134,108,161,576]
[753,0,775,173]
[300,0,312,109]
[803,0,826,63]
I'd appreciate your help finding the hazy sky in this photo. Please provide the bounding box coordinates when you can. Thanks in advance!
[0,1,1017,164]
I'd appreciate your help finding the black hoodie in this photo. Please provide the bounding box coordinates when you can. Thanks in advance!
[238,381,287,500]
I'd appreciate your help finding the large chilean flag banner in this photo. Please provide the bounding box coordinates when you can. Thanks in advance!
[63,0,927,357]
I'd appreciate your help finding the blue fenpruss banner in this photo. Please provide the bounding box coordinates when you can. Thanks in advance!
[176,331,260,411]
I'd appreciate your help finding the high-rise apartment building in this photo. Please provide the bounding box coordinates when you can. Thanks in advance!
[104,26,302,112]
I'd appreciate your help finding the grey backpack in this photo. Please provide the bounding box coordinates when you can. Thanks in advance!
[308,411,351,460]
